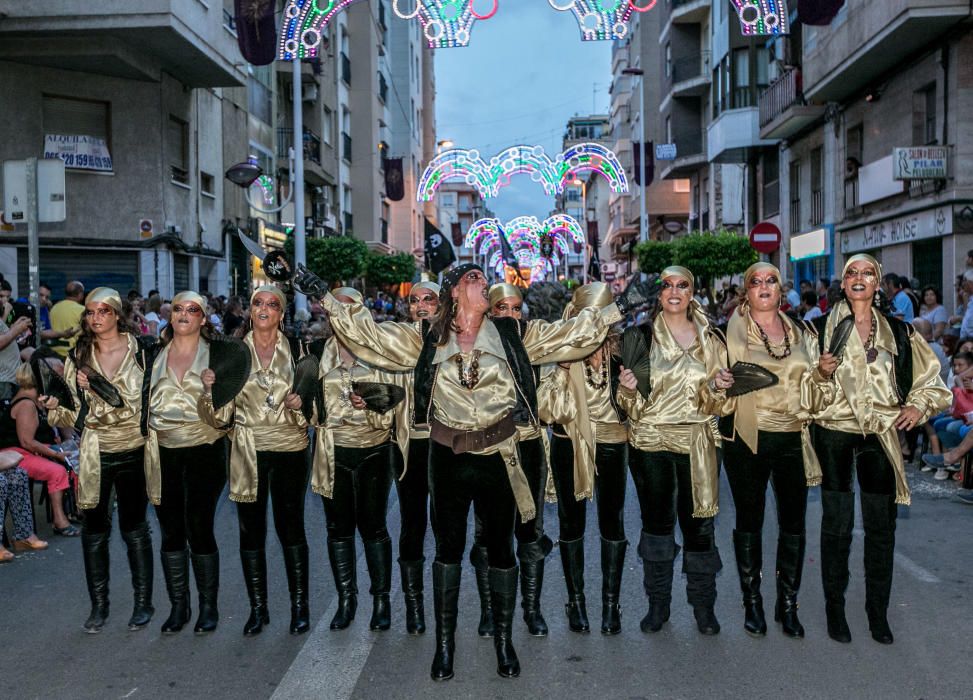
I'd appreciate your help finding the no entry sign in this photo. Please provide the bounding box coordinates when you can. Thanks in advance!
[749,221,781,254]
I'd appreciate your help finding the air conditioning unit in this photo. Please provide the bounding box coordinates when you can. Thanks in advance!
[301,84,319,103]
[313,226,326,238]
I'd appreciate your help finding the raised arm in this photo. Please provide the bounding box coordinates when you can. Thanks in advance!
[523,304,623,365]
[321,293,423,372]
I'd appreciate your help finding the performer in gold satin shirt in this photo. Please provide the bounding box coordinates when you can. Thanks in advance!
[720,264,838,639]
[199,285,311,637]
[312,287,403,635]
[618,266,730,636]
[544,282,629,636]
[806,254,950,645]
[41,287,158,634]
[147,291,228,636]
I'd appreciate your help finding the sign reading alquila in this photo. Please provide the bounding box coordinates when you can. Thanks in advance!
[44,134,113,173]
[893,147,948,180]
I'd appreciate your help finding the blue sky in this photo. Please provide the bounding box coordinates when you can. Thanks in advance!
[435,1,612,222]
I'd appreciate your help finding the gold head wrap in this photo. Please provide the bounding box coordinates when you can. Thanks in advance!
[412,281,441,296]
[660,265,694,287]
[562,281,615,320]
[332,286,363,304]
[84,287,123,314]
[489,283,522,308]
[739,262,782,316]
[842,253,882,280]
[172,291,206,309]
[250,284,286,308]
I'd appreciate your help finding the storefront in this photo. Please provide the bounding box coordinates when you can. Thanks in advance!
[789,225,834,285]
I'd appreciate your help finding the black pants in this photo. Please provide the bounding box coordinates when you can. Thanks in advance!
[550,436,627,542]
[723,431,807,536]
[429,440,516,569]
[811,426,897,495]
[321,442,393,542]
[629,448,714,553]
[473,436,547,550]
[155,439,228,554]
[82,448,149,535]
[237,449,309,551]
[395,438,430,561]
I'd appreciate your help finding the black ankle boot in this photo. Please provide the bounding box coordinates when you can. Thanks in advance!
[638,532,678,633]
[283,543,310,635]
[364,537,392,631]
[160,549,191,634]
[328,537,358,630]
[774,532,805,639]
[684,549,722,636]
[241,549,269,636]
[399,558,426,635]
[121,523,154,631]
[470,545,494,637]
[821,490,854,643]
[518,536,551,637]
[430,562,460,682]
[191,552,220,634]
[82,532,111,633]
[733,530,767,637]
[559,537,589,633]
[862,492,897,645]
[601,538,627,635]
[490,566,521,679]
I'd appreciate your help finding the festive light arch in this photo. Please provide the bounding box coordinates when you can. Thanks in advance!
[417,143,628,202]
[547,1,657,42]
[729,0,789,36]
[466,214,584,283]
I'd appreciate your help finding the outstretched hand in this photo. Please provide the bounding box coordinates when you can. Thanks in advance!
[292,264,329,299]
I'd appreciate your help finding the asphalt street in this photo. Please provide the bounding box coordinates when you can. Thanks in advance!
[4,462,971,700]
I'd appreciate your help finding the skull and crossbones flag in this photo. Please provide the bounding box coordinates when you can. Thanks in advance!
[424,218,456,275]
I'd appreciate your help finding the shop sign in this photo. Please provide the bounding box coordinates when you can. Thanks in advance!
[841,206,951,254]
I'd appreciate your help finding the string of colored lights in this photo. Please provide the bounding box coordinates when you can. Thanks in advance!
[729,0,789,36]
[466,215,586,283]
[417,143,629,201]
[253,175,276,206]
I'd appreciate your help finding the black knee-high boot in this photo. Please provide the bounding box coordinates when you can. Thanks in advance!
[518,536,552,637]
[328,537,358,630]
[430,562,461,682]
[399,558,426,635]
[775,532,805,638]
[490,566,521,679]
[684,549,722,635]
[821,490,855,643]
[241,549,269,635]
[733,530,766,637]
[861,492,897,644]
[283,543,310,635]
[559,537,590,633]
[191,552,220,634]
[470,545,494,637]
[638,532,679,633]
[82,531,111,633]
[160,549,191,634]
[121,523,155,631]
[364,537,392,631]
[601,538,627,635]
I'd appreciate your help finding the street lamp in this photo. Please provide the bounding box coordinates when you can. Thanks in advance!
[622,66,648,244]
[225,153,297,214]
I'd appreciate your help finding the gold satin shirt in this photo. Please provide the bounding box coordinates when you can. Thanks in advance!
[48,334,147,509]
[805,305,951,504]
[199,332,308,503]
[149,340,225,448]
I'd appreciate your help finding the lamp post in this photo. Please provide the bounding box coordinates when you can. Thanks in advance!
[573,177,588,283]
[291,59,307,313]
[622,66,648,244]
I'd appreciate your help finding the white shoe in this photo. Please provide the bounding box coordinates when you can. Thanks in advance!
[934,468,950,481]
[920,464,935,472]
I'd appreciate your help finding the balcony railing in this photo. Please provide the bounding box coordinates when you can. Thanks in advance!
[759,67,803,128]
[672,52,710,84]
[277,127,322,165]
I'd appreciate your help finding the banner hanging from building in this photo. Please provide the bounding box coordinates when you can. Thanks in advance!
[44,134,113,172]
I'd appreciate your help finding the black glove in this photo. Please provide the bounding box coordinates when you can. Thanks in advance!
[616,274,660,315]
[292,263,328,298]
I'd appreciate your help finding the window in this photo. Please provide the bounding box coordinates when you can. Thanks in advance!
[200,171,215,197]
[732,48,750,108]
[925,84,937,144]
[341,107,352,162]
[762,151,780,218]
[378,72,388,103]
[247,65,273,125]
[789,161,801,232]
[665,43,671,78]
[323,107,333,145]
[810,147,823,225]
[845,124,862,210]
[222,0,236,33]
[701,176,710,230]
[381,201,390,244]
[168,115,189,185]
[42,94,111,143]
[913,238,943,290]
[914,83,937,145]
[340,52,351,85]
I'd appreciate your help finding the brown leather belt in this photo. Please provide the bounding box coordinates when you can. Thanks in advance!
[430,415,517,455]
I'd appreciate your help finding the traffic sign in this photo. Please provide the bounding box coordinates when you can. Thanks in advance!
[749,221,781,254]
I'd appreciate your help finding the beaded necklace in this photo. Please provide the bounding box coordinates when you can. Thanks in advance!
[583,347,609,389]
[456,349,482,389]
[753,316,792,360]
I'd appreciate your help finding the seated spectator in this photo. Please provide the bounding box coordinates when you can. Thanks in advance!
[7,363,79,535]
[922,425,973,502]
[920,286,948,340]
[929,352,973,480]
[0,450,49,560]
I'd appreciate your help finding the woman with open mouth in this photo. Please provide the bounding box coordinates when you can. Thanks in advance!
[200,285,311,637]
[41,287,159,634]
[806,254,950,645]
[618,266,730,636]
[720,263,838,639]
[298,263,636,681]
[146,291,229,635]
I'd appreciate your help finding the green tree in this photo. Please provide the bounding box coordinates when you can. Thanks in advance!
[364,251,417,287]
[635,240,675,274]
[671,229,758,306]
[303,235,368,284]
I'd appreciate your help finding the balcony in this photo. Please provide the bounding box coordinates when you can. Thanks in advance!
[671,52,711,98]
[707,107,777,163]
[0,0,244,87]
[277,127,328,184]
[659,134,707,180]
[803,0,969,103]
[672,0,711,25]
[759,68,827,140]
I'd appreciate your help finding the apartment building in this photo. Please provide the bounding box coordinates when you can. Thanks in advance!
[558,115,610,281]
[760,0,973,300]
